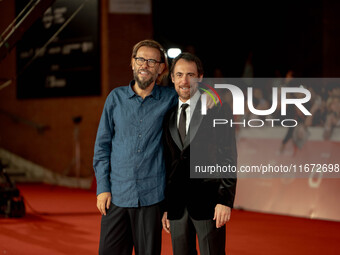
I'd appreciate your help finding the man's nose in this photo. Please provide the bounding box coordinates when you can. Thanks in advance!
[141,60,149,68]
[183,75,190,85]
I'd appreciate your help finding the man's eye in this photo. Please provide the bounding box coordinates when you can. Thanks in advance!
[148,59,156,64]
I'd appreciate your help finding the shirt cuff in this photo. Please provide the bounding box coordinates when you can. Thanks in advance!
[96,178,111,196]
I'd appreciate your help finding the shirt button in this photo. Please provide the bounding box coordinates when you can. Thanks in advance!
[140,119,142,122]
[137,149,141,153]
[138,134,142,138]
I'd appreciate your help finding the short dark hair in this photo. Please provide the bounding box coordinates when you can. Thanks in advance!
[170,52,204,76]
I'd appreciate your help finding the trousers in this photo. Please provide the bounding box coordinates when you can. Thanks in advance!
[170,208,226,255]
[99,202,162,255]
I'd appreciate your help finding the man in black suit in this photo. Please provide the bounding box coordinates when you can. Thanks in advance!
[161,53,237,255]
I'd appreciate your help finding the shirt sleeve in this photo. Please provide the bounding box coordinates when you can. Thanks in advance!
[93,92,115,195]
[169,87,179,108]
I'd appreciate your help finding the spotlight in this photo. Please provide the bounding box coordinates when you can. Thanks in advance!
[167,48,181,58]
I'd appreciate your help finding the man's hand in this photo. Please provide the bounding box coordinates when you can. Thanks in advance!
[213,204,231,228]
[162,212,171,233]
[97,192,111,216]
[202,90,219,109]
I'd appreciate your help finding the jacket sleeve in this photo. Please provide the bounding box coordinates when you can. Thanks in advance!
[214,104,237,208]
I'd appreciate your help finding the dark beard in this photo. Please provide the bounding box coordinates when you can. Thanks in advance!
[133,69,154,90]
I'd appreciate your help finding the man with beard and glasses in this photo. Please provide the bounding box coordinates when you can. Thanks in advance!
[93,40,216,255]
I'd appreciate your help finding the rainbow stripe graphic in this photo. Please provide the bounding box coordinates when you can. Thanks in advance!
[199,84,223,106]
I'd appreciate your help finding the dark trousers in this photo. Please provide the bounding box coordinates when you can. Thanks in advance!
[170,208,226,255]
[99,202,162,255]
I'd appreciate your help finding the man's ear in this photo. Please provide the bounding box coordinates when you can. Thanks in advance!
[158,63,165,74]
[171,73,175,83]
[131,58,135,70]
[198,74,203,82]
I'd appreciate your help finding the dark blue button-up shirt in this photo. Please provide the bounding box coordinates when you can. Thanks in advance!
[93,81,177,207]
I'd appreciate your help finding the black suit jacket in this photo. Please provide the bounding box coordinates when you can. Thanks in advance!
[163,100,237,220]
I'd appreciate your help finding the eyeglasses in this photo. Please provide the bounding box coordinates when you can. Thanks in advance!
[134,57,162,67]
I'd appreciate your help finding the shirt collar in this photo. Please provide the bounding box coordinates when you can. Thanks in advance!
[178,89,201,111]
[127,80,160,100]
[127,81,136,98]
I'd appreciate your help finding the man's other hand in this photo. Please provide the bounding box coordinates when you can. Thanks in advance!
[213,204,231,228]
[97,192,111,216]
[162,212,171,233]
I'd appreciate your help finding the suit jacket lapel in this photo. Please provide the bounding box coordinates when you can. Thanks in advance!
[183,103,203,150]
[169,107,183,150]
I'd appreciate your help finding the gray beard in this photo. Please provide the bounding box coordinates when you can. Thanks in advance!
[134,70,154,90]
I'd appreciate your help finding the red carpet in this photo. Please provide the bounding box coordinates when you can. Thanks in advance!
[0,184,339,254]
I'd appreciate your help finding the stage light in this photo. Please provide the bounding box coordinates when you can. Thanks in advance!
[167,48,181,58]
